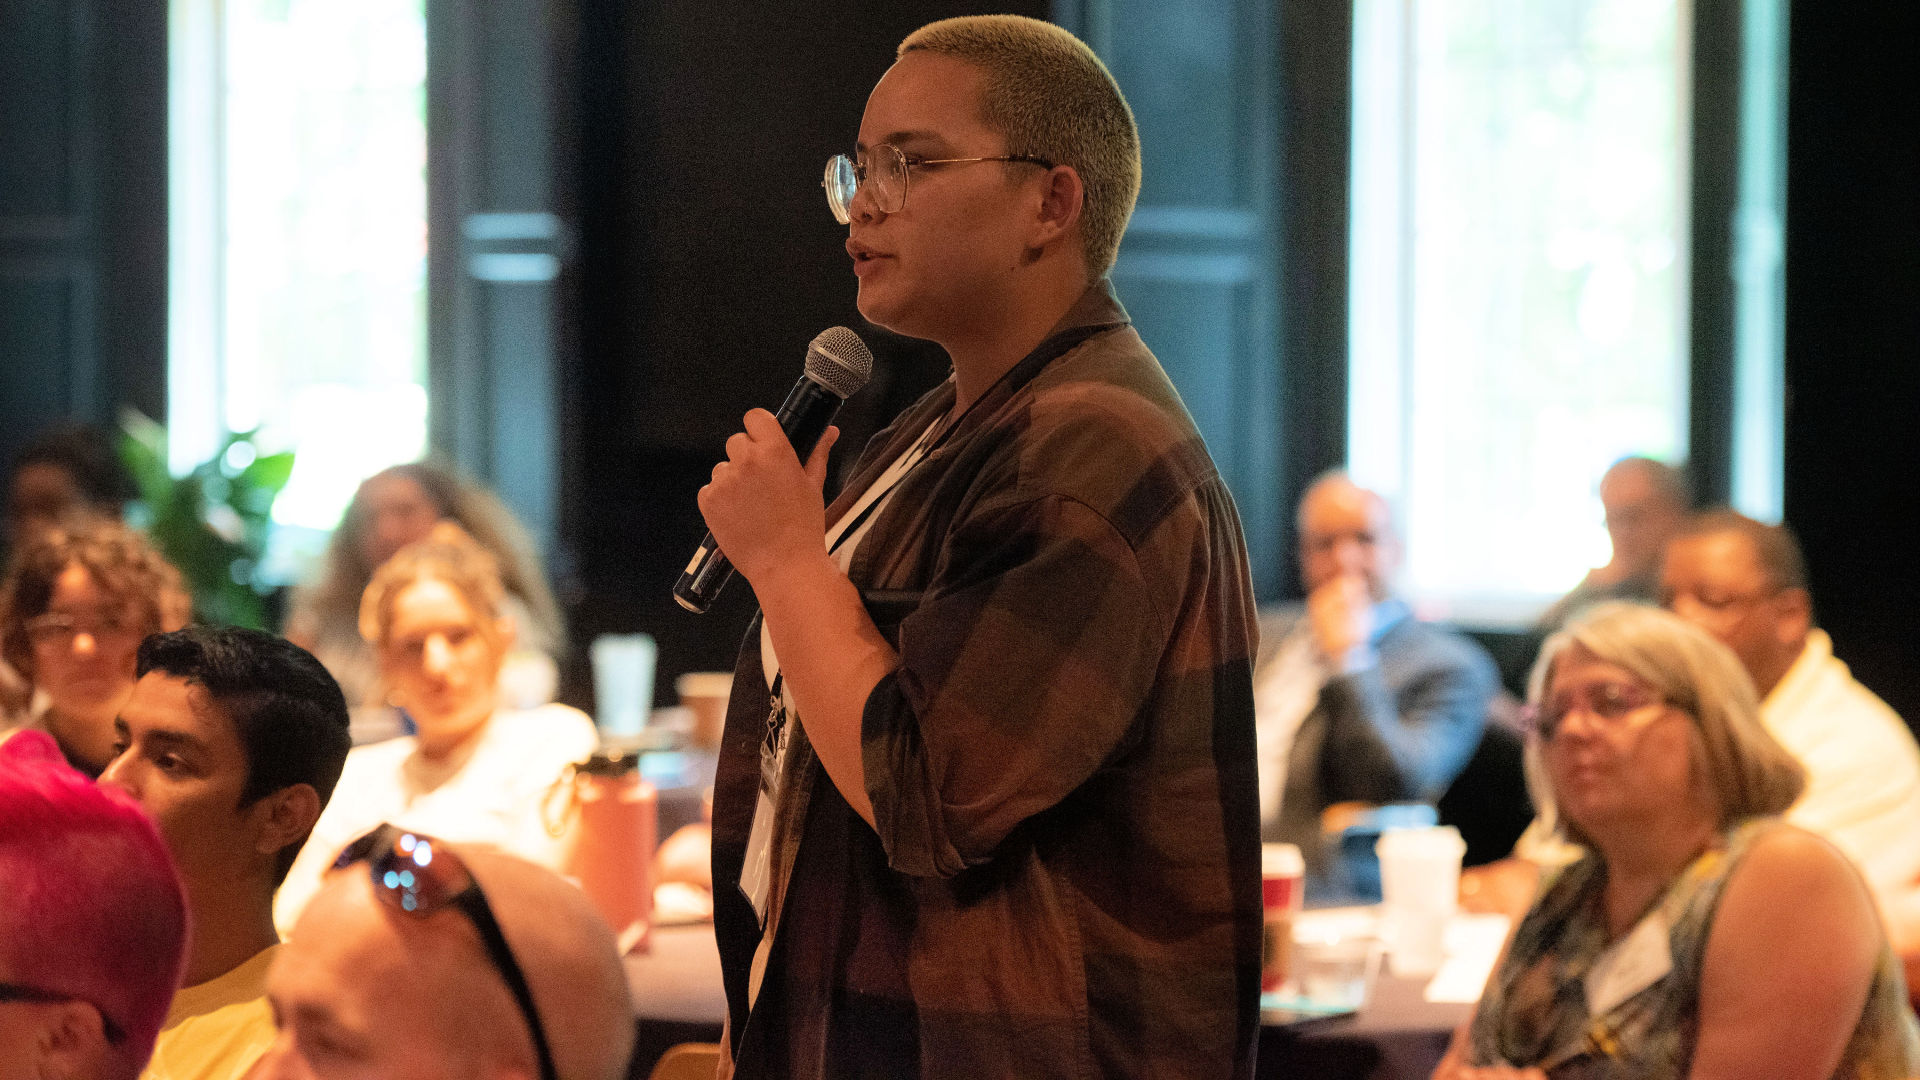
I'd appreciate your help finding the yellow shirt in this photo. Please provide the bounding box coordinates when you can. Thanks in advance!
[141,945,279,1080]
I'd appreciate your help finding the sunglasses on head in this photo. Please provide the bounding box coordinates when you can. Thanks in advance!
[331,824,558,1080]
[0,983,127,1044]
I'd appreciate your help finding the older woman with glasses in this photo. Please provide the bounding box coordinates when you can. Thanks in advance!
[0,519,191,775]
[1435,603,1920,1080]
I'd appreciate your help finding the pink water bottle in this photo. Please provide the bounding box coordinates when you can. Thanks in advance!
[558,749,658,954]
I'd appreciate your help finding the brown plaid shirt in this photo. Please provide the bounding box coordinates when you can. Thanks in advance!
[711,283,1263,1079]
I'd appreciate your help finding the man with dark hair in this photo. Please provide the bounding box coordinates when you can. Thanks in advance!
[99,626,351,1080]
[1468,511,1920,1000]
[1661,510,1920,998]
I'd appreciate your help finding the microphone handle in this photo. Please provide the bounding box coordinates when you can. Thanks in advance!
[673,378,844,613]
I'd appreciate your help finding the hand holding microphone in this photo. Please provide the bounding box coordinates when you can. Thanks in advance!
[676,328,873,613]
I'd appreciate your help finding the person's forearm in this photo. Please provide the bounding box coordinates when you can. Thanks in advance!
[753,549,899,830]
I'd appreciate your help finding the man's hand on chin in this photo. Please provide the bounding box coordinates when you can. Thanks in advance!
[1306,574,1373,665]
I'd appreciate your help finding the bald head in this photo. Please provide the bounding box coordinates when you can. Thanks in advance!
[1296,472,1399,600]
[1599,457,1688,581]
[257,845,633,1080]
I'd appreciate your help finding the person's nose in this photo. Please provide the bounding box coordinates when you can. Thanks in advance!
[1666,593,1707,625]
[1553,702,1607,742]
[70,630,97,657]
[97,754,138,796]
[848,169,885,224]
[422,634,453,677]
[1331,538,1366,576]
[249,1031,303,1080]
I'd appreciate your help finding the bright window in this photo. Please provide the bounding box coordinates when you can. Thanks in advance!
[170,0,428,576]
[1348,0,1691,623]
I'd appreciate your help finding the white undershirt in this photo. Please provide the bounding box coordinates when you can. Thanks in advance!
[741,412,946,1007]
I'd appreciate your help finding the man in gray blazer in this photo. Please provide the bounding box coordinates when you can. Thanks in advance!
[1257,473,1496,895]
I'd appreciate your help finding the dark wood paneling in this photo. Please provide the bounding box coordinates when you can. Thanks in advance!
[0,0,165,471]
[1270,0,1354,601]
[1065,0,1286,595]
[427,0,564,555]
[0,274,79,418]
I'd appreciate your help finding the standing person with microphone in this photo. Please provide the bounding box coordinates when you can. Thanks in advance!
[695,16,1261,1079]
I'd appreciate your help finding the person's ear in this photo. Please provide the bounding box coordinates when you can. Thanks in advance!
[250,782,324,862]
[1773,586,1813,644]
[39,999,110,1080]
[491,612,518,655]
[1028,164,1084,254]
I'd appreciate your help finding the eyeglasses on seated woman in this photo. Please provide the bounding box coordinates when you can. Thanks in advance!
[0,519,191,775]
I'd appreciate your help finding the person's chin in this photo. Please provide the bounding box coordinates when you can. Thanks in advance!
[854,272,917,334]
[51,680,132,712]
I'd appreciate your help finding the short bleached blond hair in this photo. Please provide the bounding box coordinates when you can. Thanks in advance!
[357,534,507,647]
[1525,602,1805,849]
[900,15,1141,278]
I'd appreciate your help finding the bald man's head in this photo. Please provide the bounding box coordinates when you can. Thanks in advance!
[256,844,633,1080]
[1297,472,1400,600]
[1599,456,1689,580]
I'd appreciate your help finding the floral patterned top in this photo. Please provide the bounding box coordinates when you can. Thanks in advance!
[1467,817,1920,1079]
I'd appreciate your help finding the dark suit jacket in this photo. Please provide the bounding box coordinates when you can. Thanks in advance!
[1256,603,1496,880]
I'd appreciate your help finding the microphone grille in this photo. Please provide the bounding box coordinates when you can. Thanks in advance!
[804,326,874,399]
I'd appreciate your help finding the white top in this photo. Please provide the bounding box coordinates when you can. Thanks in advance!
[274,702,599,933]
[1253,624,1328,829]
[742,409,945,1007]
[1760,630,1920,906]
[1516,631,1920,918]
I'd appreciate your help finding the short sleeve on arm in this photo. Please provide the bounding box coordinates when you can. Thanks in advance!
[860,493,1175,878]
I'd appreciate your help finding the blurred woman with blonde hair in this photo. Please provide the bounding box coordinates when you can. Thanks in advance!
[273,533,595,931]
[285,462,566,737]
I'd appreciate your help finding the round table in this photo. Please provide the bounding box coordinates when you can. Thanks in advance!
[623,923,1471,1080]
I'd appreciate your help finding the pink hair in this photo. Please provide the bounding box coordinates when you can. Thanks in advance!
[0,730,188,1079]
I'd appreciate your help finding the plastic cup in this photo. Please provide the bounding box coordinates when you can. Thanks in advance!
[1261,843,1306,993]
[675,671,733,750]
[1375,824,1466,978]
[591,634,657,739]
[1292,931,1377,1010]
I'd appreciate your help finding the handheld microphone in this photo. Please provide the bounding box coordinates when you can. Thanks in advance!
[674,327,874,614]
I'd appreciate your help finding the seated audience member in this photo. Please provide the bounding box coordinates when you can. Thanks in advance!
[97,627,352,1080]
[1534,455,1688,633]
[0,520,192,772]
[0,729,189,1080]
[258,835,633,1080]
[1663,511,1920,990]
[1435,604,1920,1079]
[1467,514,1920,960]
[1258,472,1496,891]
[284,463,565,732]
[274,538,597,931]
[5,422,141,550]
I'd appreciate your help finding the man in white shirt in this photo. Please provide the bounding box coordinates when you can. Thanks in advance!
[1469,511,1920,999]
[1659,510,1920,996]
